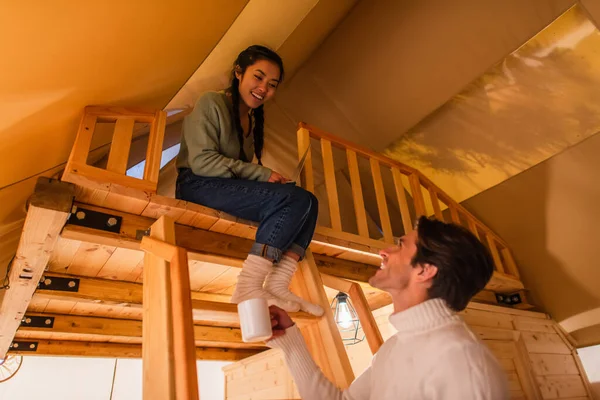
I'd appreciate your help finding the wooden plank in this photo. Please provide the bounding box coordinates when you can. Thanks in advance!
[428,188,444,221]
[66,114,97,166]
[298,123,416,175]
[321,139,342,231]
[449,203,461,224]
[60,206,381,282]
[295,250,355,388]
[66,242,115,276]
[346,149,369,238]
[535,375,587,399]
[521,332,572,355]
[143,216,176,400]
[514,337,544,400]
[467,218,481,240]
[8,340,260,360]
[85,106,157,123]
[348,283,384,354]
[513,317,557,334]
[529,354,579,376]
[297,127,314,193]
[467,302,547,319]
[391,168,413,234]
[143,110,167,185]
[106,118,136,174]
[408,174,426,217]
[170,247,200,400]
[0,178,74,358]
[370,158,393,243]
[501,247,521,279]
[34,274,317,328]
[96,247,145,281]
[486,234,505,274]
[66,161,157,193]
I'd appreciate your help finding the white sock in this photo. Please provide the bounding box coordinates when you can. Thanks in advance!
[265,256,324,316]
[231,255,300,312]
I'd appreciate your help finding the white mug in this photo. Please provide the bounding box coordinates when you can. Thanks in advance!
[237,298,273,343]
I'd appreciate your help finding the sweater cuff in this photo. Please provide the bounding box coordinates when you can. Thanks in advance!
[267,325,319,384]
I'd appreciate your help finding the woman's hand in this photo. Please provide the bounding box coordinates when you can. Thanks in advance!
[269,305,294,338]
[268,171,290,184]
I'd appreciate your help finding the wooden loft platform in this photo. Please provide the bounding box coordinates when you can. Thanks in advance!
[1,106,528,363]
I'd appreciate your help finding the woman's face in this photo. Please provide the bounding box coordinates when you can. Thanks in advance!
[235,59,281,109]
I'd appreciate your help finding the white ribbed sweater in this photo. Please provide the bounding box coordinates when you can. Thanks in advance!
[268,298,509,400]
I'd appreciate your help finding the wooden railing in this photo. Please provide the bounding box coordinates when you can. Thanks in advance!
[297,123,520,280]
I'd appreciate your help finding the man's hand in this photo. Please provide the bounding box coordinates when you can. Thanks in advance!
[269,305,294,338]
[268,171,290,184]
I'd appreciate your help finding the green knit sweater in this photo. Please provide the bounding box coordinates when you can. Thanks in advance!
[175,91,272,181]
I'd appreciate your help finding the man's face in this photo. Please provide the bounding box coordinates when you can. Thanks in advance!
[369,230,419,292]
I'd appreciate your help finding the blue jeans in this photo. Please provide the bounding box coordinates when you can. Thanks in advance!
[176,168,319,262]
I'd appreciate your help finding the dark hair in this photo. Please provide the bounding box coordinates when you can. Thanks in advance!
[412,216,494,311]
[228,45,284,165]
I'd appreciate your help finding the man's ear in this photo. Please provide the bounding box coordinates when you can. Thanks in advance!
[416,263,438,283]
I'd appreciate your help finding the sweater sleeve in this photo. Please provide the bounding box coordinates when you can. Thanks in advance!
[267,325,370,400]
[424,344,509,400]
[184,93,272,181]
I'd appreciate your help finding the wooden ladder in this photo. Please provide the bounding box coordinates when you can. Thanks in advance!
[140,215,358,400]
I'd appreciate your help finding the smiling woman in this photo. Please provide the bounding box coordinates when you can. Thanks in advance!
[175,45,324,320]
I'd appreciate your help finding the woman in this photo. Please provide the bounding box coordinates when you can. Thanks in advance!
[175,45,322,316]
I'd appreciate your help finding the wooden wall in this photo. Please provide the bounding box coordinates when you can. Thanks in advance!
[223,303,594,400]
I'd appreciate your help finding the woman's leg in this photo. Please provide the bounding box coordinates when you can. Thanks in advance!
[176,170,321,313]
[265,193,323,315]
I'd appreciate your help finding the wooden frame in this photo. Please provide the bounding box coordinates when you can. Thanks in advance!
[0,178,74,358]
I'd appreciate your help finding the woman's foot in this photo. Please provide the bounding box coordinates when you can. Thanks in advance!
[264,256,324,316]
[231,255,300,312]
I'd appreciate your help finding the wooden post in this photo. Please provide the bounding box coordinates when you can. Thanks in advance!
[486,235,505,274]
[170,247,200,400]
[321,139,342,231]
[428,188,444,221]
[291,251,355,388]
[370,159,393,243]
[448,203,461,224]
[297,127,314,193]
[408,174,426,217]
[346,149,369,238]
[391,168,413,234]
[467,218,481,240]
[0,178,74,358]
[142,216,176,400]
[106,118,136,174]
[143,110,167,185]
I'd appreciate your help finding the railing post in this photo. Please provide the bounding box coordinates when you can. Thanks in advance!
[346,149,370,238]
[297,127,315,193]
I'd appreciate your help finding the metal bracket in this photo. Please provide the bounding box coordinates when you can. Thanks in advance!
[38,276,80,292]
[9,341,39,352]
[496,292,522,306]
[136,229,151,240]
[67,206,122,233]
[21,315,55,328]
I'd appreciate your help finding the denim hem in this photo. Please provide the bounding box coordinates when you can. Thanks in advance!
[287,243,306,261]
[250,243,283,263]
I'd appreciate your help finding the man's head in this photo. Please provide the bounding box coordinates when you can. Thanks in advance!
[368,216,494,311]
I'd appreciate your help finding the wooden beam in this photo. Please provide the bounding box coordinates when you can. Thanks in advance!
[143,216,176,400]
[321,139,342,231]
[34,274,318,328]
[8,340,260,361]
[17,313,262,350]
[292,251,355,388]
[61,203,381,281]
[346,149,369,238]
[169,246,200,400]
[0,178,74,358]
[370,158,393,243]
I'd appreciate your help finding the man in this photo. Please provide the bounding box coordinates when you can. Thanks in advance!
[268,216,509,399]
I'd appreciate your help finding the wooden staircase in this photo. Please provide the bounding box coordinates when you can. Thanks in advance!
[0,106,529,399]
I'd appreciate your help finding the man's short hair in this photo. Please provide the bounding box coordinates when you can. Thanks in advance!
[412,216,495,311]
